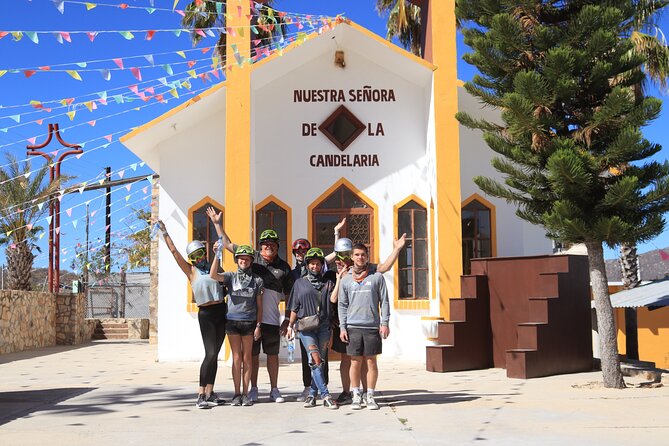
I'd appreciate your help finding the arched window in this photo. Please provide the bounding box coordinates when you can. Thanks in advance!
[462,199,492,275]
[398,200,429,299]
[256,198,289,261]
[312,184,374,259]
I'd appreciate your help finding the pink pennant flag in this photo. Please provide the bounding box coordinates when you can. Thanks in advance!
[118,169,125,179]
[103,135,112,142]
[195,29,206,38]
[154,94,165,103]
[27,137,37,144]
[145,86,155,95]
[142,186,148,194]
[210,69,220,79]
[60,32,71,43]
[113,58,124,69]
[128,84,139,95]
[660,249,669,261]
[57,195,63,202]
[56,227,61,235]
[50,150,59,157]
[39,66,51,71]
[105,224,111,231]
[91,210,97,217]
[35,119,43,125]
[87,32,98,42]
[26,223,33,231]
[252,39,261,46]
[66,208,72,217]
[175,9,185,17]
[87,120,96,126]
[125,184,132,191]
[130,67,142,81]
[76,153,84,159]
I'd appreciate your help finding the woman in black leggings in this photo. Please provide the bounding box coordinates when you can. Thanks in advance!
[157,220,227,409]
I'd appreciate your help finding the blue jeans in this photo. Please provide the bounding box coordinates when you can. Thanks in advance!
[299,323,331,398]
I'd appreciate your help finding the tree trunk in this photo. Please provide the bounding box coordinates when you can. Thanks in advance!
[619,243,640,360]
[6,241,34,291]
[585,240,625,388]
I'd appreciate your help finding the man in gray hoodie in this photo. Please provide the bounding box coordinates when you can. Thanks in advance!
[338,243,390,411]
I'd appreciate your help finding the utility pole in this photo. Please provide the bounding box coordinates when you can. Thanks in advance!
[84,203,90,293]
[105,166,111,273]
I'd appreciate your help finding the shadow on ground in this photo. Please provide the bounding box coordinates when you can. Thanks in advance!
[0,387,97,426]
[378,389,481,407]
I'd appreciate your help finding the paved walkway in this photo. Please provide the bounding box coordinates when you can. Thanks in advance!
[0,341,667,445]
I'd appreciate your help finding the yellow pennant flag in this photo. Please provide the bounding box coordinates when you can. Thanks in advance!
[187,69,197,78]
[176,50,186,59]
[85,2,97,10]
[126,195,131,202]
[172,0,179,11]
[168,88,179,98]
[66,70,82,81]
[39,232,45,239]
[66,111,76,121]
[211,56,219,68]
[84,101,94,112]
[0,70,7,78]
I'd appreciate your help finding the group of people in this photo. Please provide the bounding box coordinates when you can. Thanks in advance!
[156,208,404,410]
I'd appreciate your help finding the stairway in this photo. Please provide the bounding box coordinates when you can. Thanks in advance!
[426,275,493,372]
[92,319,129,340]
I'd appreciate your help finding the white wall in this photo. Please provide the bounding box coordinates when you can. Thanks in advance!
[157,111,226,361]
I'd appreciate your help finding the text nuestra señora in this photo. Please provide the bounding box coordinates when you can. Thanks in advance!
[294,86,396,103]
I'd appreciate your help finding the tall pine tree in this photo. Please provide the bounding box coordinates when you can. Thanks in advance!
[456,1,669,388]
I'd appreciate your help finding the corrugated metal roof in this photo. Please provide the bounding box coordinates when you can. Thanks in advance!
[610,279,669,309]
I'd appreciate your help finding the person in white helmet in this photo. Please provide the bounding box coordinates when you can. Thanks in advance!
[155,220,227,410]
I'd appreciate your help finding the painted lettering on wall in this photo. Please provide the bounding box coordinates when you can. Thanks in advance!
[294,86,396,103]
[310,154,380,167]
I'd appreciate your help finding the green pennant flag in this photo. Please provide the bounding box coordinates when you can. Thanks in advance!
[162,64,173,75]
[119,31,135,40]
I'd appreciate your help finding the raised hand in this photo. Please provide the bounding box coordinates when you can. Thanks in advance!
[206,206,222,225]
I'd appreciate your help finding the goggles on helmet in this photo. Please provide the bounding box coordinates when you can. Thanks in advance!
[234,245,255,258]
[336,250,352,261]
[259,229,279,243]
[292,239,310,252]
[188,248,206,263]
[304,247,325,263]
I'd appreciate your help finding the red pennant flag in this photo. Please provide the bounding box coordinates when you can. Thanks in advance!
[87,32,98,42]
[60,32,71,43]
[0,31,8,39]
[113,58,124,69]
[64,98,74,105]
[145,30,156,40]
[660,249,669,261]
[130,67,142,80]
[201,47,211,54]
[24,70,37,78]
[38,66,51,71]
[119,3,129,9]
[35,119,43,125]
[187,60,197,68]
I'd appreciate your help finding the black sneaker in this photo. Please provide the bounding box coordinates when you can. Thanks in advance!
[335,391,352,405]
[196,394,210,409]
[323,395,338,410]
[231,394,242,406]
[206,392,226,407]
[303,395,316,408]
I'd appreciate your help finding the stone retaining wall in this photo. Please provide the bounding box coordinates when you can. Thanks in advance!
[0,291,93,355]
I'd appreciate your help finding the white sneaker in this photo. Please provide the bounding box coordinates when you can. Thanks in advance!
[269,387,285,403]
[296,387,310,402]
[248,386,259,402]
[351,393,362,410]
[366,394,379,410]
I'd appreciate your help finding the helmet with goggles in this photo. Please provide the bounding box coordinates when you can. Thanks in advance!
[259,229,280,245]
[234,244,255,259]
[334,237,353,261]
[304,247,325,264]
[292,238,311,254]
[186,240,207,263]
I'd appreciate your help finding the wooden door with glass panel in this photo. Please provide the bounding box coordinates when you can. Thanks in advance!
[312,185,373,260]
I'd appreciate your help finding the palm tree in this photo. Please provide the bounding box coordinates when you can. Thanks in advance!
[376,0,422,56]
[181,0,285,65]
[0,155,63,290]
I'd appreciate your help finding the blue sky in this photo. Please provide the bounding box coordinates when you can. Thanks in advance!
[0,0,668,277]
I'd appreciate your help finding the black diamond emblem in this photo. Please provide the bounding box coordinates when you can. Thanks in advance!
[319,105,365,152]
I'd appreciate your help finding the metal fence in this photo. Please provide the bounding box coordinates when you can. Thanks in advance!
[86,272,149,318]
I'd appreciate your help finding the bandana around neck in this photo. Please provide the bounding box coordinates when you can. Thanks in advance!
[307,270,323,290]
[236,266,253,288]
[352,264,368,283]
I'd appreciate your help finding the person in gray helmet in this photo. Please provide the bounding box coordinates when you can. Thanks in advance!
[156,220,227,410]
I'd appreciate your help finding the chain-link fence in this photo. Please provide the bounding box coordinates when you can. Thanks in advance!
[86,272,149,318]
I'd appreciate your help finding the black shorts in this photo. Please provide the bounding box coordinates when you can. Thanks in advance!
[226,320,255,337]
[346,328,382,357]
[331,325,348,354]
[252,323,280,356]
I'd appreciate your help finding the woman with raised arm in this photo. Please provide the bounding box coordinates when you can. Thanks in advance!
[155,220,227,410]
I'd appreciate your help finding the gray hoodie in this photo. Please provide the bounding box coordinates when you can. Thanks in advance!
[338,271,389,330]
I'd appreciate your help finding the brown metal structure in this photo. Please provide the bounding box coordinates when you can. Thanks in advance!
[27,123,82,293]
[427,255,593,379]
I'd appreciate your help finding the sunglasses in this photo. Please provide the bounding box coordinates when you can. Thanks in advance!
[336,251,352,261]
[188,249,206,262]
